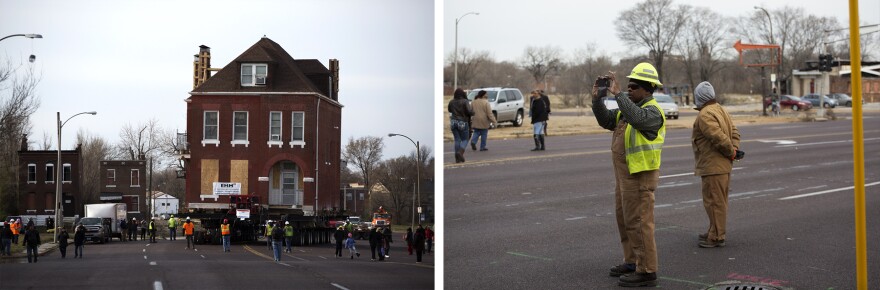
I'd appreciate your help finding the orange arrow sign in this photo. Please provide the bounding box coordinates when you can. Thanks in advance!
[733,39,780,52]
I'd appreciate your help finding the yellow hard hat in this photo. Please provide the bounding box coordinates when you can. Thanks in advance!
[627,62,662,87]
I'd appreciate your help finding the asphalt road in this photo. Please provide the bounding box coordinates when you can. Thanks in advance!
[0,238,433,290]
[445,113,880,289]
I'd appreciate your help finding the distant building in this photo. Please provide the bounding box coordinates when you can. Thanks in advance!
[179,37,342,217]
[99,159,147,218]
[341,183,368,217]
[150,191,179,216]
[16,134,82,217]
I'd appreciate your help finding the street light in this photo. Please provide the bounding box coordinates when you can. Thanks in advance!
[454,12,479,91]
[755,6,778,116]
[387,133,420,228]
[1,34,43,63]
[56,111,96,243]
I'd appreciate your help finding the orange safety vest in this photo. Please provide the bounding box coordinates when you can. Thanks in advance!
[11,222,20,235]
[220,224,230,236]
[183,221,195,236]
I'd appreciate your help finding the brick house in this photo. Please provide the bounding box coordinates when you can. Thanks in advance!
[181,37,341,216]
[17,134,82,217]
[99,159,147,217]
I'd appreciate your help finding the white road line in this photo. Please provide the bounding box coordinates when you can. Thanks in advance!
[298,250,306,253]
[290,255,308,262]
[319,256,328,260]
[331,283,351,290]
[149,261,157,266]
[200,255,205,259]
[153,281,163,290]
[655,204,673,208]
[143,255,147,260]
[776,137,880,148]
[564,217,587,221]
[143,249,146,252]
[279,262,291,266]
[779,181,880,200]
[660,167,744,179]
[797,185,828,192]
[658,182,693,188]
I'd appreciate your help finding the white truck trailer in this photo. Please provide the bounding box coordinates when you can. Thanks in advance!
[83,203,127,243]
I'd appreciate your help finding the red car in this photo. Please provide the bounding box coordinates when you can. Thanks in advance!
[764,95,812,111]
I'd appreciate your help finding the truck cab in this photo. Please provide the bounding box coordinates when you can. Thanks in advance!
[79,217,111,243]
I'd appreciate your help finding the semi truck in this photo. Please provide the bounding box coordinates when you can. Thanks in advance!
[83,203,127,242]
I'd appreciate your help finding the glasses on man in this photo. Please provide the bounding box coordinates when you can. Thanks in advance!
[627,84,641,91]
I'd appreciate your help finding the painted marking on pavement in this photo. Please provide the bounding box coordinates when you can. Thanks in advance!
[522,192,532,195]
[776,137,880,148]
[798,185,828,191]
[382,261,435,269]
[331,283,351,290]
[757,139,797,145]
[143,249,146,252]
[658,276,711,286]
[149,261,157,266]
[565,217,587,221]
[200,255,205,259]
[286,254,308,261]
[661,167,744,179]
[146,244,151,247]
[278,262,292,267]
[779,181,880,200]
[243,244,275,261]
[729,187,784,198]
[153,281,163,290]
[319,256,328,260]
[506,252,554,261]
[298,249,306,253]
[655,204,673,208]
[658,182,693,188]
[143,255,147,260]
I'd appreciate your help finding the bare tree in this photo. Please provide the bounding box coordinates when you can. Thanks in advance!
[471,60,533,92]
[521,46,563,88]
[560,43,613,107]
[616,0,690,83]
[76,129,114,206]
[342,136,383,216]
[40,130,53,150]
[447,48,492,89]
[676,7,732,100]
[0,60,40,216]
[373,156,416,225]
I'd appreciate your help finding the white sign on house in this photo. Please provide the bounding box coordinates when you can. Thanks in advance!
[212,182,241,195]
[236,209,250,219]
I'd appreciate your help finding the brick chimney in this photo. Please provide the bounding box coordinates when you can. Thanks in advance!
[192,45,212,90]
[329,59,339,100]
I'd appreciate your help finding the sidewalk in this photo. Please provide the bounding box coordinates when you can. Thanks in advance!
[0,240,62,261]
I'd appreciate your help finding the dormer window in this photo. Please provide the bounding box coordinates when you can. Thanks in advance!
[241,64,268,86]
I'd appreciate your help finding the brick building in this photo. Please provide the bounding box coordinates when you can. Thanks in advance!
[99,159,147,217]
[181,37,341,216]
[17,134,82,217]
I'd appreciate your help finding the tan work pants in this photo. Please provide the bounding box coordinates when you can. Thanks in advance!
[611,121,659,273]
[701,174,730,242]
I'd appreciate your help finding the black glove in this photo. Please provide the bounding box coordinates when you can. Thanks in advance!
[734,150,745,161]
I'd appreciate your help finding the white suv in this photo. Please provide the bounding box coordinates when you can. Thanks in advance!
[467,87,525,127]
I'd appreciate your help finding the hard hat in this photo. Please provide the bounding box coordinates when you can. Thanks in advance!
[627,62,663,87]
[223,219,228,223]
[186,217,191,220]
[170,215,174,218]
[285,221,290,225]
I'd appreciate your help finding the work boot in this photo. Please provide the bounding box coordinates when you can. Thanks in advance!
[454,150,463,163]
[538,135,545,150]
[699,239,726,248]
[699,233,708,242]
[618,272,658,287]
[609,263,636,277]
[531,134,541,151]
[471,142,477,151]
[458,148,466,162]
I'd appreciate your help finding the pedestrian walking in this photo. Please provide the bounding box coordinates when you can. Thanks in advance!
[591,63,666,287]
[140,219,147,240]
[167,215,177,241]
[149,218,157,243]
[57,228,70,258]
[182,217,195,250]
[220,219,231,252]
[404,227,413,255]
[382,226,393,258]
[530,90,550,151]
[119,218,128,242]
[691,81,742,248]
[377,231,386,261]
[11,218,21,244]
[1,223,12,256]
[128,218,137,241]
[74,224,85,258]
[265,220,275,250]
[368,227,380,261]
[425,226,434,254]
[334,226,346,258]
[449,88,474,163]
[284,221,294,253]
[469,90,497,151]
[414,225,426,263]
[345,233,360,259]
[22,224,40,263]
[271,222,284,262]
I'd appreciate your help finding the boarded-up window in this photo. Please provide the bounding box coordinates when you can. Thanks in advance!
[201,159,219,195]
[230,160,249,195]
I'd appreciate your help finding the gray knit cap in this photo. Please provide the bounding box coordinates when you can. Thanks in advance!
[694,81,715,109]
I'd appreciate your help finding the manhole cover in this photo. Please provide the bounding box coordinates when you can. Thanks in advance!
[704,281,786,290]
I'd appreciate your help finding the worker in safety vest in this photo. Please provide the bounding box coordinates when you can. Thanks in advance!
[265,220,275,250]
[283,221,294,253]
[182,217,195,249]
[10,219,21,244]
[168,214,177,241]
[220,219,231,252]
[591,62,666,288]
[148,219,157,243]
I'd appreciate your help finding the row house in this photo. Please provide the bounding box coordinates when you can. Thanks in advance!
[99,159,147,217]
[17,135,82,217]
[181,37,342,216]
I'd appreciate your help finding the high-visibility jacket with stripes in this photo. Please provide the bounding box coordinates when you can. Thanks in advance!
[616,98,666,174]
[220,224,230,236]
[284,226,294,237]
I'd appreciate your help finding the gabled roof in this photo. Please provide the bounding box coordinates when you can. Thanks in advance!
[192,37,328,95]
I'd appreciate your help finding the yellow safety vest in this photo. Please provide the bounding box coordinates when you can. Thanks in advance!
[168,218,176,228]
[266,225,273,236]
[616,98,666,174]
[221,224,230,236]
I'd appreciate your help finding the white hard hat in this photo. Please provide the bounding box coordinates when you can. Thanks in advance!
[186,216,191,220]
[285,221,290,225]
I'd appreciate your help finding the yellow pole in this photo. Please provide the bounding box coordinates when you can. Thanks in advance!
[848,0,866,289]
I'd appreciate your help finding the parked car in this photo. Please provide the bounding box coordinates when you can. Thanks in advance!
[652,93,679,119]
[801,94,837,108]
[764,95,812,111]
[827,93,862,107]
[466,87,525,127]
[602,96,619,110]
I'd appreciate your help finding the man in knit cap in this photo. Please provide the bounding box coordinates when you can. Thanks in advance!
[691,81,742,248]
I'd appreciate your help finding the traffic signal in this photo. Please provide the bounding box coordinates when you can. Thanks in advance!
[818,54,834,72]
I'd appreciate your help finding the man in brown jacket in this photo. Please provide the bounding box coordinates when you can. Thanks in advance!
[469,90,497,151]
[691,81,742,248]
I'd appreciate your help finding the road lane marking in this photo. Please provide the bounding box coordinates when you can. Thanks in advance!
[658,182,692,188]
[279,262,291,267]
[658,276,711,286]
[243,245,276,261]
[661,167,744,179]
[200,255,205,259]
[757,139,797,145]
[144,255,147,260]
[506,252,554,261]
[153,281,163,290]
[149,261,157,266]
[143,249,146,252]
[776,137,880,148]
[656,204,673,208]
[331,283,351,290]
[285,254,308,261]
[319,256,328,260]
[565,217,587,221]
[779,181,880,200]
[798,185,828,191]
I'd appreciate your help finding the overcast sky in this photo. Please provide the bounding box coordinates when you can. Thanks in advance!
[0,0,434,163]
[444,0,880,63]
